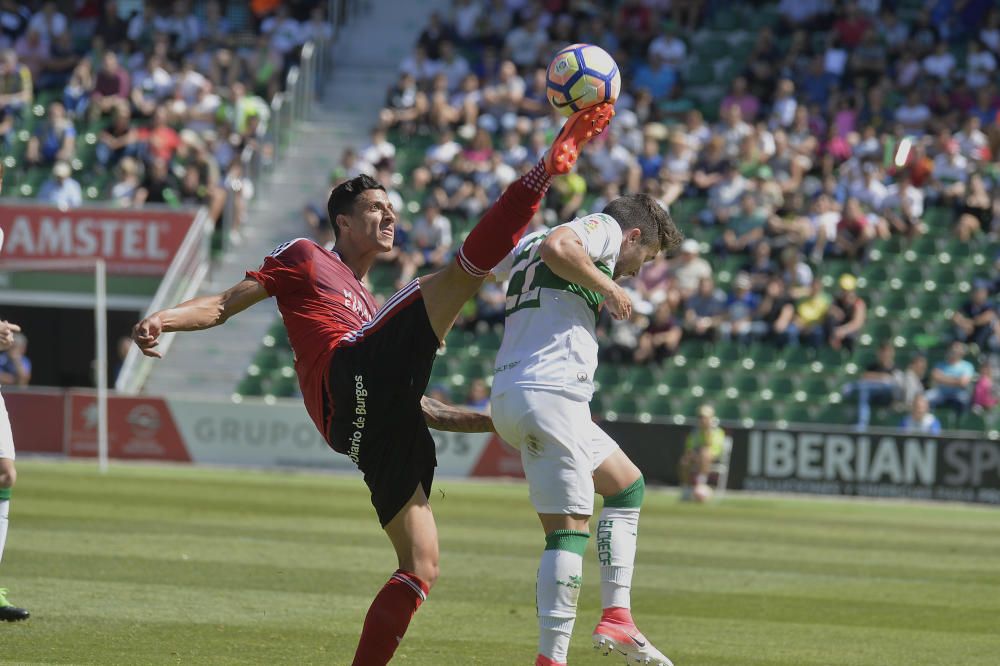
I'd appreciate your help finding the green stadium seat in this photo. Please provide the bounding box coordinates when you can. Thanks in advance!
[236,374,263,396]
[750,403,782,423]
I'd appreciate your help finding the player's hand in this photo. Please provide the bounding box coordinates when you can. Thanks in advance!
[132,315,164,358]
[0,321,20,351]
[602,283,632,321]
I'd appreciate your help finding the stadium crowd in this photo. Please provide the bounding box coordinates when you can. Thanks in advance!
[2,0,333,239]
[308,0,1000,428]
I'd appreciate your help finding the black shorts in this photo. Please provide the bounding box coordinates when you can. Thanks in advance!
[327,281,441,527]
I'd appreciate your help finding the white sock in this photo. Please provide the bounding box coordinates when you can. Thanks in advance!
[597,505,640,610]
[537,531,588,662]
[0,500,9,565]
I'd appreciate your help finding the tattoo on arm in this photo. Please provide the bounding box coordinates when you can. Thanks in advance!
[420,396,495,433]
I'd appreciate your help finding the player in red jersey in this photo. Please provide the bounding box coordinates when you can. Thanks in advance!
[132,104,614,664]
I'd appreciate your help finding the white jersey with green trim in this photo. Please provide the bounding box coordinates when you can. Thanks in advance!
[491,213,622,402]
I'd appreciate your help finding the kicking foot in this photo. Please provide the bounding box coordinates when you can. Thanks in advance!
[593,608,672,666]
[543,102,615,175]
[535,655,566,666]
[0,589,29,622]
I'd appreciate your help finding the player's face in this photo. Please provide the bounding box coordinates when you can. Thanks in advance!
[348,189,396,252]
[614,230,658,279]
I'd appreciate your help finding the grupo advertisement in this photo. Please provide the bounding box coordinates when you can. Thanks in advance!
[0,205,197,275]
[7,390,525,478]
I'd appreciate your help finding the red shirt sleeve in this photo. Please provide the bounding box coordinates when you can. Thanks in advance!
[246,238,313,297]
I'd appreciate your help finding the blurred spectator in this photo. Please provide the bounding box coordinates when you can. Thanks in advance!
[835,197,878,261]
[0,48,32,141]
[900,394,941,434]
[679,404,725,501]
[25,100,74,166]
[899,354,928,412]
[110,157,143,208]
[742,242,776,292]
[779,246,813,299]
[633,52,675,102]
[719,191,766,255]
[754,276,797,347]
[464,378,491,414]
[684,276,726,340]
[719,273,758,345]
[955,173,994,242]
[827,274,866,352]
[952,282,999,352]
[38,160,81,208]
[634,301,681,363]
[0,332,30,386]
[97,104,138,169]
[843,340,898,428]
[925,342,975,416]
[973,357,998,413]
[401,201,452,283]
[794,277,831,347]
[89,51,129,121]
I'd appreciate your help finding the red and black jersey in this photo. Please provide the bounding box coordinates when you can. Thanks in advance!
[246,238,377,437]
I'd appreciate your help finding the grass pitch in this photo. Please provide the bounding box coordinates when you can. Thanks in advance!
[1,461,998,665]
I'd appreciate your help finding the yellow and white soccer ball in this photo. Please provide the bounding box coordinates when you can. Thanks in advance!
[546,43,621,117]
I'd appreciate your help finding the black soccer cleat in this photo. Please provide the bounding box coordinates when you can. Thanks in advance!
[0,589,29,621]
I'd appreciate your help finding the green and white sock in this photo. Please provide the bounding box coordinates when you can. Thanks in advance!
[597,476,644,609]
[537,530,588,662]
[0,488,10,565]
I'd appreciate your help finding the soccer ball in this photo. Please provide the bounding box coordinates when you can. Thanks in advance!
[546,43,621,117]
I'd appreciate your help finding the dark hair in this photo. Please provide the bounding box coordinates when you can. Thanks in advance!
[602,194,683,255]
[327,175,385,240]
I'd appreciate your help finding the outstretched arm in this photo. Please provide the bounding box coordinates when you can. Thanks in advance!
[132,278,269,358]
[421,396,494,433]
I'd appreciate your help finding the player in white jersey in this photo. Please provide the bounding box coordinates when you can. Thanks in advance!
[491,194,682,666]
[0,219,30,621]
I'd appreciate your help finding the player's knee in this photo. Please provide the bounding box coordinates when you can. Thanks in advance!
[603,475,644,509]
[0,465,15,488]
[414,557,439,589]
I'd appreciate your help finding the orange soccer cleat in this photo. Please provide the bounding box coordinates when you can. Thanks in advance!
[543,102,615,176]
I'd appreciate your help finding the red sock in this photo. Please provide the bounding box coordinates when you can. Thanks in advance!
[456,160,552,277]
[351,569,430,666]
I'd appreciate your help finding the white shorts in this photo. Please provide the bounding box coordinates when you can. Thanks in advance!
[491,388,619,515]
[0,393,14,461]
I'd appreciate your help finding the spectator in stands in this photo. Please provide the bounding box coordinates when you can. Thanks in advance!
[827,274,866,352]
[898,354,928,412]
[464,378,491,415]
[25,100,74,167]
[671,239,711,299]
[402,201,452,282]
[973,357,998,413]
[679,404,726,501]
[720,76,760,123]
[955,172,994,241]
[719,272,758,345]
[38,160,81,209]
[843,340,900,428]
[137,158,174,206]
[742,241,776,292]
[89,51,129,121]
[684,276,726,341]
[110,156,143,208]
[779,246,813,299]
[925,342,976,416]
[952,282,999,352]
[754,275,797,347]
[97,104,138,169]
[634,301,682,363]
[719,191,767,255]
[633,52,676,102]
[794,276,831,348]
[0,331,29,386]
[835,196,878,260]
[900,394,941,434]
[0,48,31,143]
[881,177,925,241]
[62,57,92,117]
